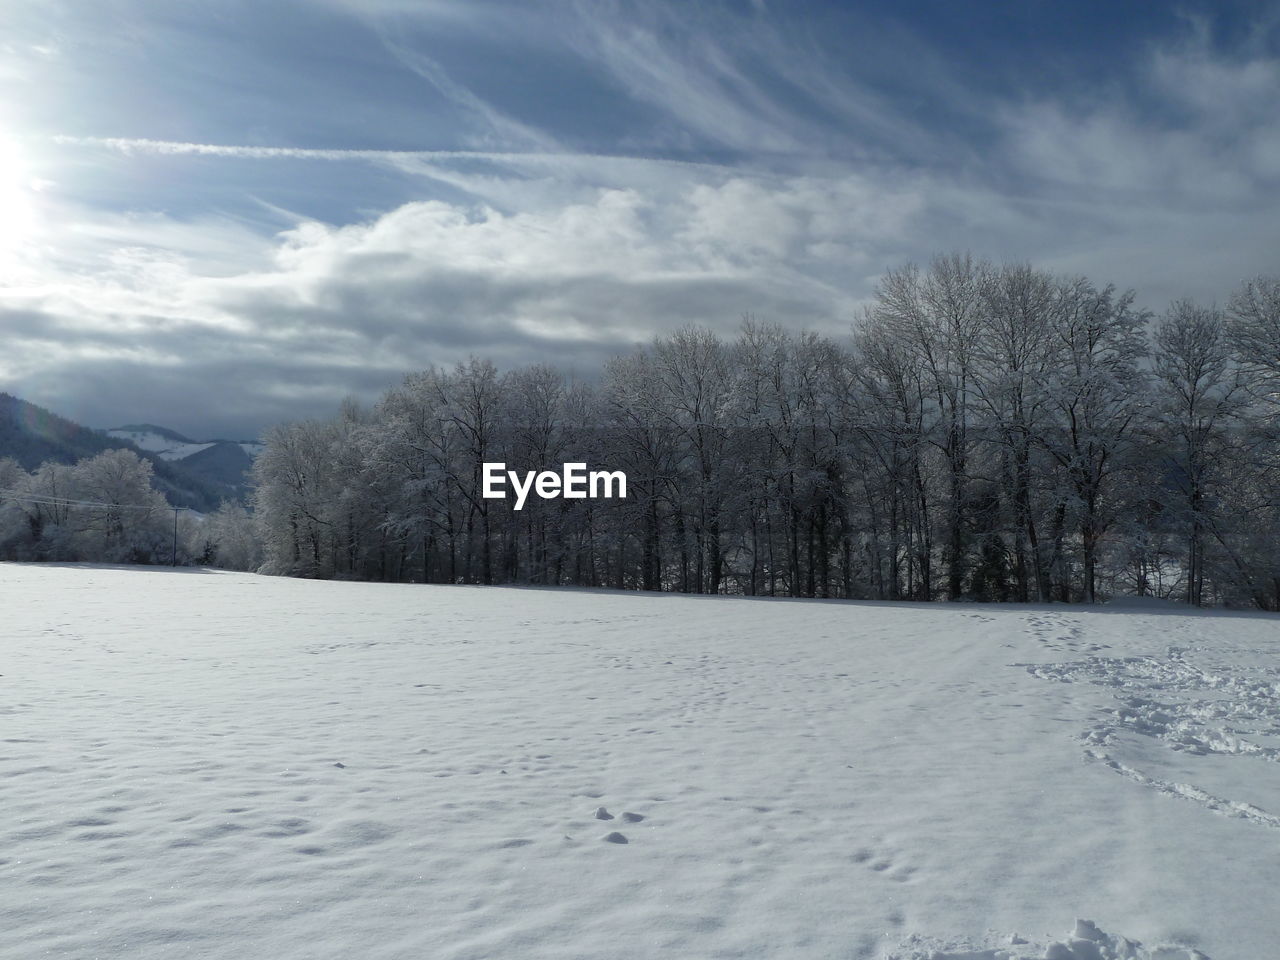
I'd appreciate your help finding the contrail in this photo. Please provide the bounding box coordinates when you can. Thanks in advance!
[50,136,727,172]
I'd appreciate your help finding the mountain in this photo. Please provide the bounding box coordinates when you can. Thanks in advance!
[0,394,239,511]
[107,424,264,462]
[106,424,215,460]
[1,392,123,467]
[106,424,261,499]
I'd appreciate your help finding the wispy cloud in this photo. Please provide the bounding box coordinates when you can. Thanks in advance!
[374,34,564,153]
[557,0,931,161]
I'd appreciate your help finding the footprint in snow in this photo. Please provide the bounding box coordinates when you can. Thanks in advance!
[595,806,644,823]
[602,832,628,844]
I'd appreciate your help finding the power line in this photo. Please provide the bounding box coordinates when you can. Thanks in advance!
[1,489,194,568]
[0,488,170,511]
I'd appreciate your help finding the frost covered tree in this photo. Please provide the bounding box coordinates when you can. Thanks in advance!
[602,349,680,591]
[1227,276,1280,393]
[1151,301,1245,606]
[655,328,742,593]
[848,313,931,599]
[70,449,171,562]
[0,449,171,563]
[252,419,344,577]
[0,457,27,553]
[203,501,263,571]
[868,255,986,599]
[971,262,1061,602]
[1040,280,1149,603]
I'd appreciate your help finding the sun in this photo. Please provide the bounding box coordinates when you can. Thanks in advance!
[0,133,40,260]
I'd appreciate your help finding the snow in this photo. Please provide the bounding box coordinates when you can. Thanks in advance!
[889,917,1212,959]
[104,430,264,462]
[2,565,1278,959]
[106,429,215,462]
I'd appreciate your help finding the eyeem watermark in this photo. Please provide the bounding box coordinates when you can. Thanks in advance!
[482,463,627,511]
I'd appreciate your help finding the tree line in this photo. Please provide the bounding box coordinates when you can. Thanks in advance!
[247,256,1280,608]
[7,255,1274,607]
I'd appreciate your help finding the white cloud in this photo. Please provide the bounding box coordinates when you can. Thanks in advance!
[1001,28,1280,201]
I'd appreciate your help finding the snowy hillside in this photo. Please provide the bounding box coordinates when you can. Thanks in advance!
[3,566,1278,959]
[105,424,260,498]
[106,425,230,462]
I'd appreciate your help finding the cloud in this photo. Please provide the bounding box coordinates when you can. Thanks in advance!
[556,0,957,165]
[373,35,564,153]
[3,162,894,435]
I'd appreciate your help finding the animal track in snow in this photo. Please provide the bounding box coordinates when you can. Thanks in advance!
[1084,749,1280,830]
[850,842,916,884]
[584,803,646,842]
[1022,646,1280,829]
[1023,612,1097,653]
[497,838,533,848]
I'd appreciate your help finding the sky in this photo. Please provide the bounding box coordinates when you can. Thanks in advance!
[1,0,1278,439]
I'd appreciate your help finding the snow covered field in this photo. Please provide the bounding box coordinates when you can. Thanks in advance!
[3,565,1279,959]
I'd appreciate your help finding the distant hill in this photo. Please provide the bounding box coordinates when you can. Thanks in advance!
[1,392,122,467]
[181,442,257,491]
[0,394,239,511]
[109,423,208,455]
[106,424,261,498]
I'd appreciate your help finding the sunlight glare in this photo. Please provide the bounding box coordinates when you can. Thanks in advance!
[0,133,40,259]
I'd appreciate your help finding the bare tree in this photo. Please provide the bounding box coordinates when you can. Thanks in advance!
[1152,301,1245,606]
